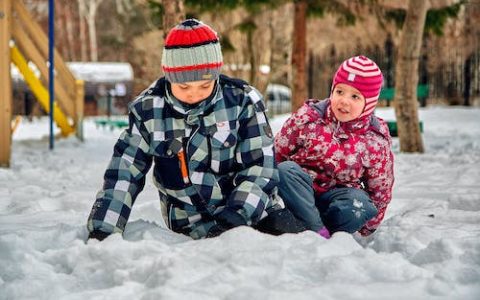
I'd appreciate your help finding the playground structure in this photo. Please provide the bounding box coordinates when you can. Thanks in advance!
[0,0,84,167]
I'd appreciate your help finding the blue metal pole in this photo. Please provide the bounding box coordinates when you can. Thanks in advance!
[48,0,54,150]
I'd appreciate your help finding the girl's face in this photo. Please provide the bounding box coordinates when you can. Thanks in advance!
[171,80,215,104]
[330,83,366,122]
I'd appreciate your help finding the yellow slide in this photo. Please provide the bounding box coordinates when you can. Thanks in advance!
[11,46,75,136]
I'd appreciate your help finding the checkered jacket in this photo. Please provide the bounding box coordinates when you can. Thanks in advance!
[87,75,280,239]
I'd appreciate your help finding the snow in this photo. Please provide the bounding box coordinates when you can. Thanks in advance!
[1,106,480,300]
[67,62,134,83]
[11,62,134,83]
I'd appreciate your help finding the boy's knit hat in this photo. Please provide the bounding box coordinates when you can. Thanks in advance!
[332,55,383,118]
[162,19,223,83]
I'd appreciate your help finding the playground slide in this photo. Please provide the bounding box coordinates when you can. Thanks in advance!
[11,46,74,136]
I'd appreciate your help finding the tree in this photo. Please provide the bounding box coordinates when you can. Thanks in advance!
[393,0,428,153]
[462,1,480,106]
[184,0,281,92]
[291,0,307,111]
[78,0,103,62]
[383,0,464,153]
[77,0,89,61]
[290,0,356,112]
[162,0,185,37]
[63,1,77,61]
[54,1,78,61]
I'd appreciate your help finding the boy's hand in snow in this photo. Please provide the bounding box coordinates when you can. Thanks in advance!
[206,208,247,238]
[205,224,229,238]
[88,230,110,241]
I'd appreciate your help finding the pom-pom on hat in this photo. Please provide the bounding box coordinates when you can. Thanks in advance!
[332,55,383,118]
[162,19,223,83]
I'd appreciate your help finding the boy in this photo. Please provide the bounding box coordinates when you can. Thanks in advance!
[87,19,302,241]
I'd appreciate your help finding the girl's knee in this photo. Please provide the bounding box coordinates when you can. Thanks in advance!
[277,161,301,175]
[277,161,311,183]
[356,197,378,220]
[322,197,377,233]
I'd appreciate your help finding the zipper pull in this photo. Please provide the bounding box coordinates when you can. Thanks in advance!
[177,149,190,184]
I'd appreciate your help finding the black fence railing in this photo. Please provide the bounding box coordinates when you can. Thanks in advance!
[306,35,480,107]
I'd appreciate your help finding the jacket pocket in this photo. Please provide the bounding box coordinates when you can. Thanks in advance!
[153,138,190,190]
[210,129,237,174]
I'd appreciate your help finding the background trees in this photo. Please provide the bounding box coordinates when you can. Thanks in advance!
[23,0,476,153]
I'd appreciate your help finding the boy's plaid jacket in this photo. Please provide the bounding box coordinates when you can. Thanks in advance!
[87,75,281,239]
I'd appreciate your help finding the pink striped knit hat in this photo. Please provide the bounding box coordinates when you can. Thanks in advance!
[332,56,383,118]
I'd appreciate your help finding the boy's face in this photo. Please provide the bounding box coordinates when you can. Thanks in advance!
[171,80,215,104]
[330,83,366,122]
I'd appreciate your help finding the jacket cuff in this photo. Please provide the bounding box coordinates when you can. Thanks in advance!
[215,208,247,229]
[206,224,228,238]
[358,227,376,236]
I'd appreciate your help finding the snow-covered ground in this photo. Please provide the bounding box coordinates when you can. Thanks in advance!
[1,106,479,300]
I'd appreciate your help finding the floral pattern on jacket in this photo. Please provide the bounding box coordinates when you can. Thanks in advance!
[275,99,394,233]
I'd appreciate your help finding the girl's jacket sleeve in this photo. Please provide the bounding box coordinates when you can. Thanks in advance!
[87,101,153,236]
[274,105,309,163]
[359,123,395,236]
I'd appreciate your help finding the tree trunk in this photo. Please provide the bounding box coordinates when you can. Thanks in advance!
[247,27,256,85]
[65,2,76,61]
[291,0,307,112]
[308,50,314,98]
[463,54,472,106]
[0,0,12,167]
[87,14,97,61]
[86,0,101,62]
[393,0,427,153]
[162,0,184,38]
[78,0,88,61]
[56,1,68,60]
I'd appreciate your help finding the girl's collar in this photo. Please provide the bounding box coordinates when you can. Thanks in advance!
[326,104,371,133]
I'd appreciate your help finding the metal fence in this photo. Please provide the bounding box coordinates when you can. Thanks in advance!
[307,34,480,107]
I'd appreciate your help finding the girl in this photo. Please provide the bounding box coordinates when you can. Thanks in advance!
[275,56,394,238]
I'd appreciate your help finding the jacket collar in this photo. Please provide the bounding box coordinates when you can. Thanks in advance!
[311,98,372,136]
[164,81,220,124]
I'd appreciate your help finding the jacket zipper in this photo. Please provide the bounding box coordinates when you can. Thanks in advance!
[177,148,190,185]
[179,125,200,185]
[168,203,173,229]
[185,123,211,214]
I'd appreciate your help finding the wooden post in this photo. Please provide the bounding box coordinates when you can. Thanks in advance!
[75,80,85,141]
[0,0,12,168]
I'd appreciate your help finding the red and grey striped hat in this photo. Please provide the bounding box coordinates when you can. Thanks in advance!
[162,19,223,83]
[332,56,383,118]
